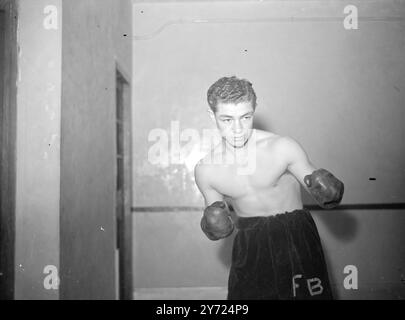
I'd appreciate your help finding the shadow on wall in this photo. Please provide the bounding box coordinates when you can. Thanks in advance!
[253,117,273,132]
[216,233,235,269]
[215,208,238,269]
[310,202,359,299]
[303,187,359,243]
[314,210,359,242]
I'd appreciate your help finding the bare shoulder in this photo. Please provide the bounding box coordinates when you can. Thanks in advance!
[194,159,211,177]
[255,130,289,150]
[274,135,304,153]
[272,135,310,166]
[194,158,217,187]
[256,132,306,159]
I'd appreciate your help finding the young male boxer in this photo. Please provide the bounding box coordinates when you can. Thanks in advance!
[194,76,344,300]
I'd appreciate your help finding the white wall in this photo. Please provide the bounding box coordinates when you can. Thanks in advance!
[132,0,405,299]
[14,0,62,300]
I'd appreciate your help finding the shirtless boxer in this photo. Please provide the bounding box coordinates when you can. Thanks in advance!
[194,76,344,300]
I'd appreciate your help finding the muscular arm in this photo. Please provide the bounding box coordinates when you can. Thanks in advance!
[278,137,344,209]
[277,136,316,188]
[194,163,224,206]
[194,163,234,240]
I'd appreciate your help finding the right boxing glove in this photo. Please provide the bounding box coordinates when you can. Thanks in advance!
[200,201,234,241]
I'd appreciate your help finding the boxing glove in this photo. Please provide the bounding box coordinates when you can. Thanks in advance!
[201,201,234,241]
[304,168,344,209]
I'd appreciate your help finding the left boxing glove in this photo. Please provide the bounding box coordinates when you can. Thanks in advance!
[201,201,234,241]
[304,168,344,209]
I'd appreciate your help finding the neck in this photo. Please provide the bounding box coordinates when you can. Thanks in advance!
[223,129,256,156]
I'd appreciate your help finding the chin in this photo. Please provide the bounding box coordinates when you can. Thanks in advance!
[235,143,247,149]
[227,139,247,148]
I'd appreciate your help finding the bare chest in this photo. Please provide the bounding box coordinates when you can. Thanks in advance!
[210,154,291,199]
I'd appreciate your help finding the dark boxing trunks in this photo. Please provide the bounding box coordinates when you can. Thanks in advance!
[228,209,333,300]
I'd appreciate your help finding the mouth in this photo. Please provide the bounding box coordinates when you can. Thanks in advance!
[231,136,247,148]
[233,136,244,141]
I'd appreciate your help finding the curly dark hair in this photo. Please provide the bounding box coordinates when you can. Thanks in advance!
[207,76,257,112]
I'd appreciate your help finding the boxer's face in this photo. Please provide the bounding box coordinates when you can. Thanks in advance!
[211,101,255,148]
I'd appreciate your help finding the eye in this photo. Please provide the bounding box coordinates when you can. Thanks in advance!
[243,116,252,120]
[222,119,232,123]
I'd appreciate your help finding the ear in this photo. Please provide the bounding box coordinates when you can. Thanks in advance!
[207,108,216,123]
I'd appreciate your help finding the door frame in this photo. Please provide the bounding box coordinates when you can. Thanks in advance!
[0,0,18,300]
[115,63,133,300]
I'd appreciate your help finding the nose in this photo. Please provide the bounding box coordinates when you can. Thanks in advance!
[233,119,243,134]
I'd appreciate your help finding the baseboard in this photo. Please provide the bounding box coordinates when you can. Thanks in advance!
[134,284,405,300]
[133,287,228,300]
